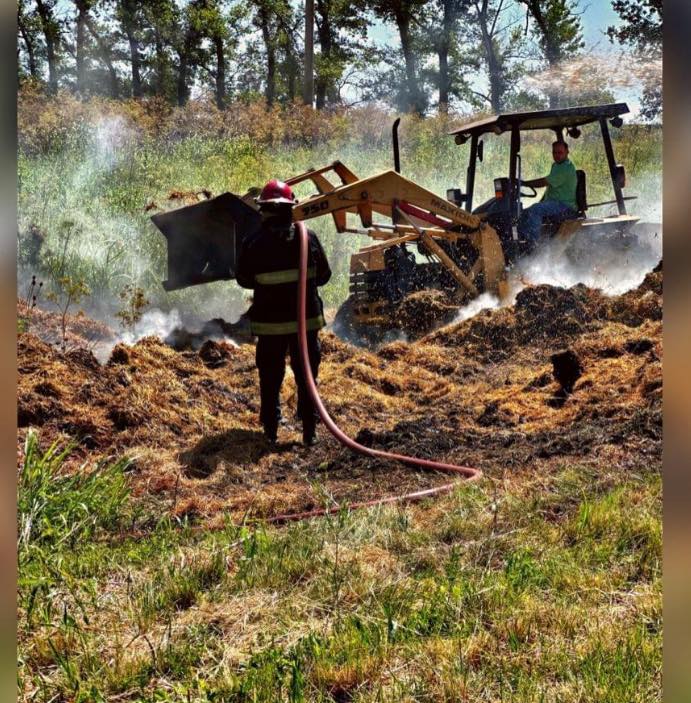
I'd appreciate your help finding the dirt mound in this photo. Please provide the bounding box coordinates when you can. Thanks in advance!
[426,272,662,362]
[393,290,459,336]
[17,270,662,525]
[18,300,115,348]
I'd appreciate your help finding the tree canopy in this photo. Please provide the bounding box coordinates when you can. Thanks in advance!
[16,0,661,118]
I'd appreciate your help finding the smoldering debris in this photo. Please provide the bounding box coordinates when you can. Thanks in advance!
[17,267,662,525]
[165,316,253,351]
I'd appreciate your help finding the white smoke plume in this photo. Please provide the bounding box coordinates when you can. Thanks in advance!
[513,224,661,296]
[521,52,662,110]
[454,291,501,322]
[118,308,184,345]
[453,221,661,324]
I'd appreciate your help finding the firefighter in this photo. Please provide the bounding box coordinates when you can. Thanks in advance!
[236,179,332,447]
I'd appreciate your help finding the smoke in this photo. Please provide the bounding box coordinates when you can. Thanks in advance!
[454,291,501,322]
[451,219,661,326]
[118,308,184,345]
[91,308,184,363]
[514,222,661,296]
[521,52,662,111]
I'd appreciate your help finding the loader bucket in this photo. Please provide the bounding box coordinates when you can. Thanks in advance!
[151,192,261,291]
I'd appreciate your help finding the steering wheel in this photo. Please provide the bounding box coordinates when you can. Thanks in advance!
[519,183,538,198]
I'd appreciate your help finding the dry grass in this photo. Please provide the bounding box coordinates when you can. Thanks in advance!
[17,270,662,525]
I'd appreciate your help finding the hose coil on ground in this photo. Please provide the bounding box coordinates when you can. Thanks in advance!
[266,223,482,524]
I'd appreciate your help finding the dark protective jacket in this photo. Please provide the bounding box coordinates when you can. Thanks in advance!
[236,222,332,335]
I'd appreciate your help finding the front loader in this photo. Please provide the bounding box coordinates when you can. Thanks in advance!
[151,157,509,334]
[151,102,657,342]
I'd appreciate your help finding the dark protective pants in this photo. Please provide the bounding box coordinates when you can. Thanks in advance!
[255,331,321,437]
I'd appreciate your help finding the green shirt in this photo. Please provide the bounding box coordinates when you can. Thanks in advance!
[543,158,577,211]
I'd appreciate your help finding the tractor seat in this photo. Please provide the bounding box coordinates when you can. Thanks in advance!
[540,169,587,234]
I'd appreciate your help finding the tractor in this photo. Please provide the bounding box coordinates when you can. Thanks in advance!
[151,102,654,343]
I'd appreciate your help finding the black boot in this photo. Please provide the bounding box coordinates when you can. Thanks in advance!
[302,422,317,447]
[263,423,278,445]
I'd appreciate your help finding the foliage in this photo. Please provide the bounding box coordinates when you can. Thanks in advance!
[18,431,131,562]
[17,90,662,316]
[607,0,662,120]
[17,456,661,701]
[116,283,150,332]
[17,0,660,118]
[520,0,585,107]
[45,275,91,350]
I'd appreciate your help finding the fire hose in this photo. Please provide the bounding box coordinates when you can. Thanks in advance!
[266,222,482,523]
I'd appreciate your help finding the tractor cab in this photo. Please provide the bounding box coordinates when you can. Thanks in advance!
[447,103,638,263]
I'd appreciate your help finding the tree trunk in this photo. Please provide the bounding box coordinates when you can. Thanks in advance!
[154,28,165,95]
[477,0,503,112]
[213,32,226,109]
[18,14,38,79]
[176,20,199,107]
[176,42,190,106]
[283,35,298,101]
[315,0,331,109]
[438,0,453,113]
[303,0,314,105]
[396,11,422,114]
[126,29,143,97]
[120,0,143,98]
[75,0,87,93]
[35,0,59,93]
[257,3,275,106]
[84,16,119,98]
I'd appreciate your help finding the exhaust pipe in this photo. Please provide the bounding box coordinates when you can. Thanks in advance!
[392,118,401,174]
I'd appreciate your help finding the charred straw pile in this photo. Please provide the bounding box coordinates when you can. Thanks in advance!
[17,267,662,524]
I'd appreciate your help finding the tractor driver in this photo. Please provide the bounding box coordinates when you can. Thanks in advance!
[517,140,578,249]
[236,179,332,447]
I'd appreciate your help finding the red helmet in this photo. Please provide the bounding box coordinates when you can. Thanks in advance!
[257,179,296,205]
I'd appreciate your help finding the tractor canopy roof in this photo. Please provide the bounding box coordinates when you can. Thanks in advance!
[449,103,629,141]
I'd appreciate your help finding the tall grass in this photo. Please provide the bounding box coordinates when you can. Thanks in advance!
[18,431,131,559]
[17,90,662,320]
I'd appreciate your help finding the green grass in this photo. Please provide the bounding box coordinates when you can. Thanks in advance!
[17,436,661,702]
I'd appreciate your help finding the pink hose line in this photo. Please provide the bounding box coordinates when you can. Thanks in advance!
[265,223,482,524]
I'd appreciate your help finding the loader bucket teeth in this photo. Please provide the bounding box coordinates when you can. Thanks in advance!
[151,192,261,291]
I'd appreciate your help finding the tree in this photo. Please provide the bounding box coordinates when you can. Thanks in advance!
[520,0,584,107]
[73,0,90,93]
[607,0,662,119]
[313,0,368,109]
[421,0,477,113]
[71,0,121,98]
[437,0,461,112]
[117,0,144,97]
[34,0,62,93]
[189,0,235,109]
[372,0,429,115]
[467,0,529,113]
[253,0,278,106]
[275,9,302,102]
[18,0,41,81]
[251,0,296,107]
[141,0,178,100]
[173,0,209,106]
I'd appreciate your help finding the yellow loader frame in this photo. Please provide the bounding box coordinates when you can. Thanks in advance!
[283,161,508,317]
